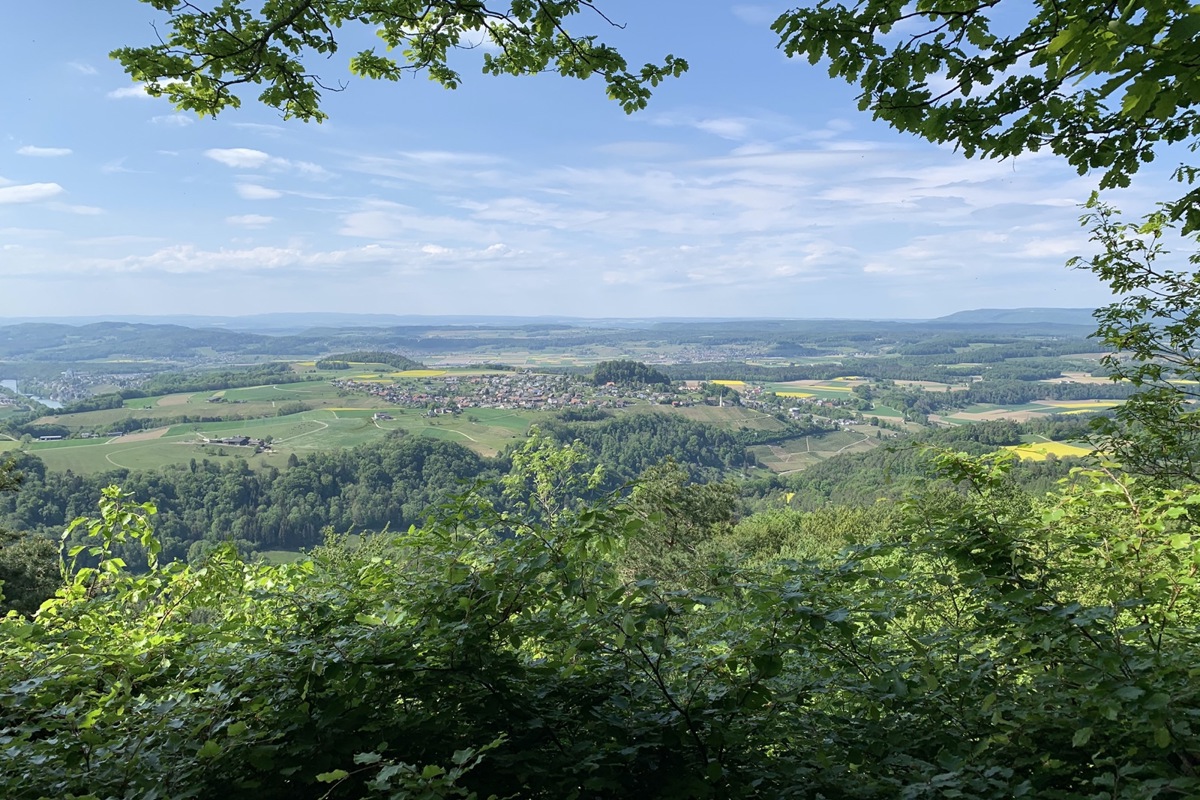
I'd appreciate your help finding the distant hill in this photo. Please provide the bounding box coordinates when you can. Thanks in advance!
[930,308,1097,327]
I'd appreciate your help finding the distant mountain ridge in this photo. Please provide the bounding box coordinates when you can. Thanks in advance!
[930,308,1097,326]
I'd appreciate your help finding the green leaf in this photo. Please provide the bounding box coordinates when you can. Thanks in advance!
[1072,727,1093,747]
[197,740,222,759]
[316,769,350,783]
[752,653,784,678]
[1154,727,1172,748]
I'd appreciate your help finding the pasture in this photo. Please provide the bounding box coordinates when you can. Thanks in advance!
[33,380,388,432]
[20,405,541,475]
[750,429,880,474]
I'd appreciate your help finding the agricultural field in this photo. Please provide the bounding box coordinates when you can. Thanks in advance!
[1002,441,1095,461]
[32,381,391,432]
[765,379,867,400]
[939,399,1121,424]
[750,428,883,474]
[17,405,542,475]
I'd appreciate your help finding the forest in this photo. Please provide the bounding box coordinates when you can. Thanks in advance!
[3,0,1200,798]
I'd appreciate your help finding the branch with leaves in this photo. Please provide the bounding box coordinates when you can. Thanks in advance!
[113,0,687,119]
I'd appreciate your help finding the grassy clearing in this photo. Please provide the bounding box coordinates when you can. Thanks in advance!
[258,550,307,565]
[750,430,880,473]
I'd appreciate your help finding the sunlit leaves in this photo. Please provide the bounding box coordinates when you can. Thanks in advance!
[4,459,1200,797]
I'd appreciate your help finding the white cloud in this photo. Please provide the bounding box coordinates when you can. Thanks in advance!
[152,115,194,127]
[206,148,331,178]
[47,202,104,215]
[226,214,275,227]
[231,122,286,137]
[207,148,273,169]
[107,79,186,100]
[68,61,98,75]
[695,118,752,140]
[101,159,135,174]
[0,183,64,204]
[86,243,409,274]
[731,5,779,25]
[235,183,283,200]
[107,85,155,99]
[17,145,72,157]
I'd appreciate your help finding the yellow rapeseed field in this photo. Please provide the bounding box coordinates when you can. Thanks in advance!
[1003,442,1094,461]
[711,380,746,387]
[1041,400,1119,409]
[775,391,814,398]
[397,369,448,378]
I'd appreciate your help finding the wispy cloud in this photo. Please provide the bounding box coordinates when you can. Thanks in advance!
[68,61,98,75]
[0,183,65,204]
[731,5,780,25]
[694,117,753,140]
[208,148,274,169]
[235,183,283,200]
[107,85,155,99]
[17,145,72,157]
[226,214,275,227]
[84,243,413,274]
[47,202,104,215]
[106,79,183,100]
[206,147,331,177]
[152,115,194,127]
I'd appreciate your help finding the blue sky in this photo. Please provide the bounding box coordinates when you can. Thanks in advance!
[0,1,1168,320]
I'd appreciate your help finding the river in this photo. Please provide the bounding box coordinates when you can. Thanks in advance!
[0,379,64,410]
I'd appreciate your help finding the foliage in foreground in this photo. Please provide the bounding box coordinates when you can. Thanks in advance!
[2,454,1199,799]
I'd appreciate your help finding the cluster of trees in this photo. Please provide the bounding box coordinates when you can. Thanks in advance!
[0,436,490,560]
[317,352,424,371]
[537,413,754,487]
[591,359,671,387]
[666,351,1099,386]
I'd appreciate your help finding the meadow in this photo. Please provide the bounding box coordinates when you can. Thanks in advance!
[19,404,542,475]
[750,428,882,474]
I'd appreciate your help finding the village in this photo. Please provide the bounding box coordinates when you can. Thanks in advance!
[332,372,674,413]
[331,370,869,429]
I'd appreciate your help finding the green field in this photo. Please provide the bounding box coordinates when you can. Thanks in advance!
[17,405,541,475]
[750,429,879,474]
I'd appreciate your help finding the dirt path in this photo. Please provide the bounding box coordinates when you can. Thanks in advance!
[276,419,329,444]
[423,422,479,442]
[834,433,872,454]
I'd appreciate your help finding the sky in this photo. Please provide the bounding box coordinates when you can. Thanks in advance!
[0,1,1176,320]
